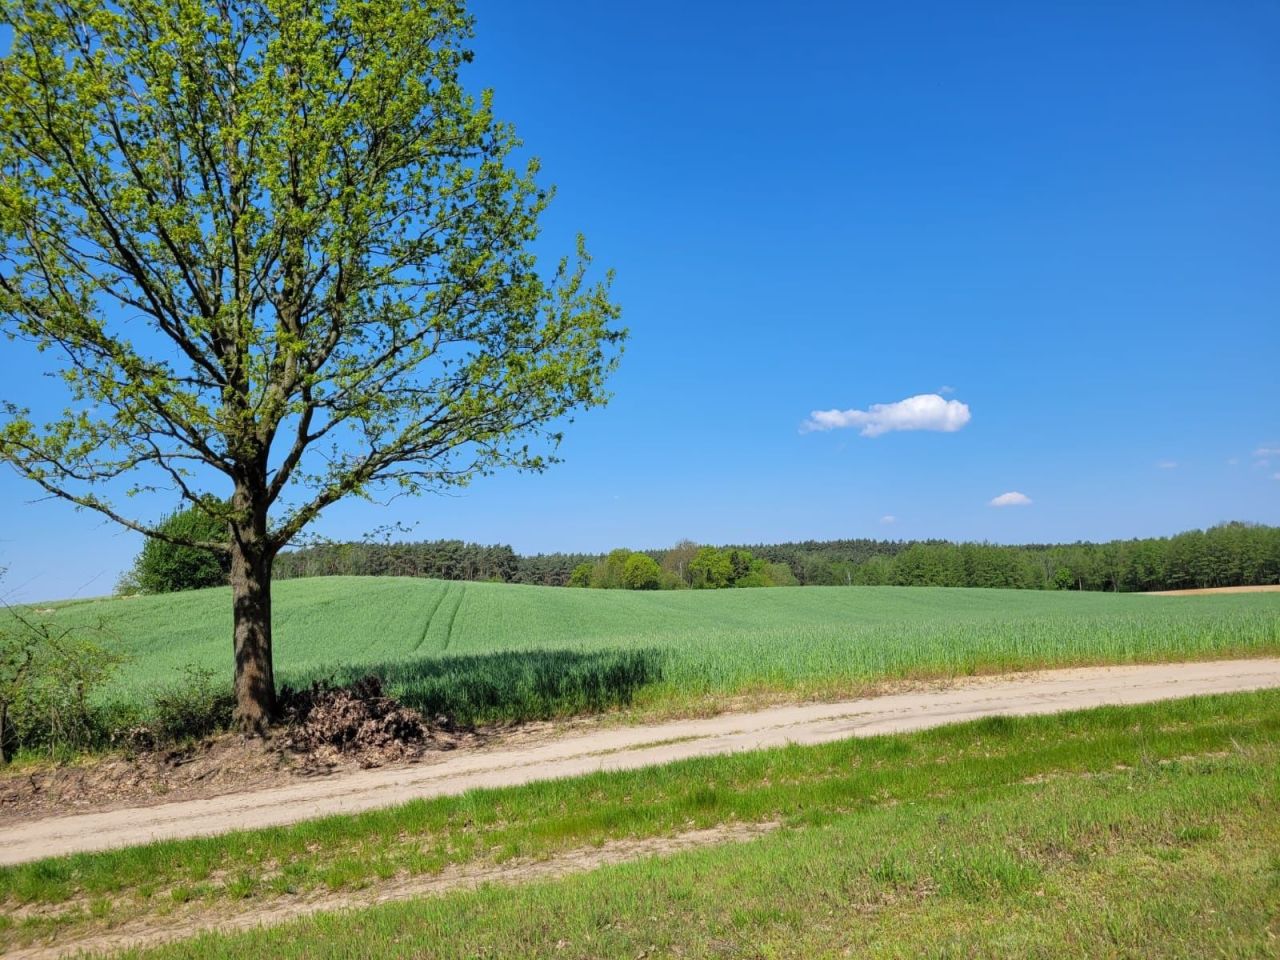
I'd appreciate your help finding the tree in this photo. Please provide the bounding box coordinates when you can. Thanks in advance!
[689,547,733,589]
[661,539,699,588]
[0,0,624,731]
[590,549,633,589]
[130,502,232,593]
[621,553,661,590]
[567,562,594,588]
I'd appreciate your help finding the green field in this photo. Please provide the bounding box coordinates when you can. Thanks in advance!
[46,577,1280,724]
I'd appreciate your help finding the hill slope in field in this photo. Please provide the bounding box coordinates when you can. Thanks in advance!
[44,577,1280,722]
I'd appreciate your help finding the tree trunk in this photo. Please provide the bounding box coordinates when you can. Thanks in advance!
[230,525,276,735]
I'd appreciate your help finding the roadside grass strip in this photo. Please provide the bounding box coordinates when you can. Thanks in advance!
[2,688,1278,956]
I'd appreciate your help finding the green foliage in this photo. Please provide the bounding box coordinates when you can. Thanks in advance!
[0,0,625,544]
[762,562,799,587]
[688,547,768,588]
[689,547,734,589]
[0,609,122,761]
[621,553,662,590]
[277,541,520,583]
[148,666,235,744]
[0,0,625,722]
[590,549,634,590]
[566,563,594,588]
[130,504,230,594]
[275,524,1280,592]
[733,522,1280,592]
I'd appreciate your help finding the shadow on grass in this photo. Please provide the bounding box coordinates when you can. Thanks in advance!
[286,648,666,727]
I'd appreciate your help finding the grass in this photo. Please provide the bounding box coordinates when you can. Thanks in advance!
[37,577,1280,725]
[1,688,1277,956]
[160,757,1275,960]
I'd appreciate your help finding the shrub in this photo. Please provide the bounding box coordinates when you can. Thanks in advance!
[0,609,122,762]
[149,665,235,744]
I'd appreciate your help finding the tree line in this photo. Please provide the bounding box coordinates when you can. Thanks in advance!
[256,522,1280,593]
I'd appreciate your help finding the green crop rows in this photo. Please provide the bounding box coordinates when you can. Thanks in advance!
[44,577,1280,724]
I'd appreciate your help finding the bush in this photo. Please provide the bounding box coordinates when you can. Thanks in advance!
[567,562,594,588]
[129,502,230,594]
[148,665,235,744]
[0,609,122,762]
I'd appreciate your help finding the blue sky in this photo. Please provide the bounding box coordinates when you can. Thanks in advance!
[2,0,1278,601]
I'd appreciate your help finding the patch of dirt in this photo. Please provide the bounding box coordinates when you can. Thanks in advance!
[4,821,780,960]
[0,737,297,825]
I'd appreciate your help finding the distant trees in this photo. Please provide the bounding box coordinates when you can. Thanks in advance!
[261,523,1280,594]
[275,541,519,584]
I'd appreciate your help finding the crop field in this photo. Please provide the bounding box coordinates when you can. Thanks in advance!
[42,577,1280,725]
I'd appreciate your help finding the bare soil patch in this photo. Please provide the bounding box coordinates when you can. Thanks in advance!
[5,821,779,960]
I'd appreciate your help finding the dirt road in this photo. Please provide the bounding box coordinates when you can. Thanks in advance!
[4,657,1280,866]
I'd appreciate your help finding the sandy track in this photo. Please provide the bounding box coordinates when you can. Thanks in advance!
[3,658,1280,866]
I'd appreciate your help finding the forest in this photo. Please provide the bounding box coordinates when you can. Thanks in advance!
[271,522,1280,593]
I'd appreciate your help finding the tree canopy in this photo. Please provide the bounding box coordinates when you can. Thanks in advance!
[0,0,624,728]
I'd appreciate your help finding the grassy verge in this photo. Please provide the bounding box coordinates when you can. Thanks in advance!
[2,688,1278,955]
[136,741,1280,960]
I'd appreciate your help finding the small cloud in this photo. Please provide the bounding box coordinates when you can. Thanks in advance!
[1274,473,1280,481]
[802,393,971,437]
[1156,460,1178,470]
[1227,458,1239,466]
[989,491,1032,507]
[937,385,956,395]
[880,515,896,525]
[1254,446,1280,458]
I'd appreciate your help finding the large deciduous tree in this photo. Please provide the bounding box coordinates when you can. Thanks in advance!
[0,0,624,731]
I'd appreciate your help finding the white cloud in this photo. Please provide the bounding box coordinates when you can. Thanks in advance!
[802,393,971,437]
[1227,458,1239,466]
[1156,460,1178,470]
[989,491,1032,507]
[880,515,896,525]
[1254,446,1280,458]
[937,385,956,395]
